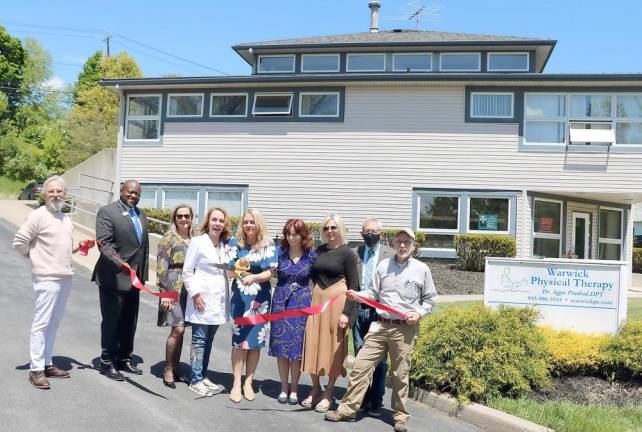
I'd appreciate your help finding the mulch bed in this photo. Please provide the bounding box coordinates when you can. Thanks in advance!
[423,260,485,295]
[532,376,642,406]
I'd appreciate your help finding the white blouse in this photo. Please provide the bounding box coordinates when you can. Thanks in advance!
[182,234,230,325]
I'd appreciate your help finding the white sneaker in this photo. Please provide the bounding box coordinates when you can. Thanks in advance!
[189,381,214,397]
[201,378,224,395]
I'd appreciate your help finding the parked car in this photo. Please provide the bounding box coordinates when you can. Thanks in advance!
[18,181,43,200]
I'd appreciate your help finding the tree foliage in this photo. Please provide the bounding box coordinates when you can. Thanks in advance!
[0,25,26,119]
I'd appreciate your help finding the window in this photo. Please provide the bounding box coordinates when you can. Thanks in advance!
[167,94,203,117]
[599,208,623,260]
[439,53,480,71]
[257,55,295,73]
[299,92,339,117]
[470,93,514,118]
[206,189,244,217]
[163,190,199,214]
[571,95,612,118]
[252,93,293,116]
[417,195,459,249]
[532,198,562,258]
[138,188,157,209]
[524,94,566,144]
[468,197,510,233]
[210,93,247,117]
[301,54,340,72]
[487,52,529,72]
[346,53,386,72]
[126,95,161,141]
[393,53,432,72]
[616,95,642,144]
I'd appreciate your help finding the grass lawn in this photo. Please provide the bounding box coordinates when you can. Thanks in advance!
[627,297,642,322]
[488,397,642,432]
[0,176,24,199]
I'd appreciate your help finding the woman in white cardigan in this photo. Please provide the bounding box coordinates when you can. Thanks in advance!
[182,207,233,397]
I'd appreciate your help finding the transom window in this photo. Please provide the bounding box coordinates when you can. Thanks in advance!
[126,94,161,141]
[393,53,432,72]
[257,55,295,73]
[532,198,563,258]
[346,53,386,72]
[599,207,623,260]
[487,52,529,72]
[301,54,340,72]
[439,53,481,71]
[299,92,339,117]
[252,93,293,116]
[470,92,514,119]
[167,94,203,118]
[210,93,248,117]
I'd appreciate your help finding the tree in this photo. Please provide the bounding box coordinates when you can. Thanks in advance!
[72,51,102,104]
[0,25,26,120]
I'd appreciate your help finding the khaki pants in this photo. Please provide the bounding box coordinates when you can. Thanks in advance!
[337,321,419,422]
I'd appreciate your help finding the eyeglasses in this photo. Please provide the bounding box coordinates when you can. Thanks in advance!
[393,239,415,246]
[176,214,192,220]
[362,230,380,235]
[323,225,338,232]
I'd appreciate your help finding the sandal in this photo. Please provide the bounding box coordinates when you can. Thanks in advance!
[301,391,321,408]
[314,397,332,413]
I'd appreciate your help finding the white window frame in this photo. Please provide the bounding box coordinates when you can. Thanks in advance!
[346,53,386,72]
[439,52,481,72]
[415,193,461,251]
[166,93,204,118]
[466,196,511,234]
[470,92,514,119]
[392,52,432,72]
[252,92,293,116]
[209,93,248,118]
[487,52,529,72]
[161,188,201,216]
[205,187,247,217]
[615,93,642,145]
[532,197,563,258]
[299,92,340,118]
[138,188,158,208]
[257,54,296,74]
[125,94,162,142]
[598,206,624,260]
[301,54,340,73]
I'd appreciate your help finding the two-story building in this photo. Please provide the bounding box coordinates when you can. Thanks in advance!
[101,3,642,266]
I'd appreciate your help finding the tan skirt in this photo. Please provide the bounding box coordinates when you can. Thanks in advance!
[301,280,348,377]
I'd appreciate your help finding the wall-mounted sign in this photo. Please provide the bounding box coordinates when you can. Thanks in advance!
[478,213,498,231]
[539,217,554,233]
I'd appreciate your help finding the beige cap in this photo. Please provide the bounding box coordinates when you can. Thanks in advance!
[394,228,416,241]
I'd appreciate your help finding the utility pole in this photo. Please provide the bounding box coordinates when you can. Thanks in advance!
[102,33,112,56]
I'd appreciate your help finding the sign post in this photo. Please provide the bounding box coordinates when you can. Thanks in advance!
[484,257,629,334]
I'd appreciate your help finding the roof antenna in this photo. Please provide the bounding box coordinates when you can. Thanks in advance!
[408,6,425,29]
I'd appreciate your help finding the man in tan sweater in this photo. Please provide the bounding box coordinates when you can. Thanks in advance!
[13,175,92,389]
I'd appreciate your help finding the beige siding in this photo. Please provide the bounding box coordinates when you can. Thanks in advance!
[120,86,642,239]
[565,202,598,259]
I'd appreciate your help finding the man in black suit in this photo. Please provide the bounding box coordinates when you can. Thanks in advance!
[92,180,149,381]
[351,217,394,416]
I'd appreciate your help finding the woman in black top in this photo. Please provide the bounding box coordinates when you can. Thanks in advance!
[301,214,359,413]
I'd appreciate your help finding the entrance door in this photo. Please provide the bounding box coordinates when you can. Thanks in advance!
[572,212,591,259]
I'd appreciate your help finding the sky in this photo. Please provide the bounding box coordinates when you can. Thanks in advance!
[2,0,642,90]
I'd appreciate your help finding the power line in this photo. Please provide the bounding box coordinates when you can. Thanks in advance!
[1,20,105,34]
[4,29,101,40]
[0,85,72,95]
[111,40,204,75]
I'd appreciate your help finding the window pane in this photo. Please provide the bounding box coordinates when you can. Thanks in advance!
[533,238,560,258]
[253,94,292,115]
[469,198,509,231]
[301,55,339,72]
[440,54,479,70]
[488,53,528,71]
[207,191,243,217]
[258,56,294,72]
[600,209,622,239]
[471,94,512,118]
[571,95,611,118]
[126,120,159,140]
[128,96,160,116]
[164,190,198,214]
[393,54,431,71]
[347,54,385,71]
[534,200,561,234]
[525,121,565,143]
[300,94,338,116]
[419,196,459,230]
[616,122,642,144]
[525,95,566,117]
[422,234,455,249]
[168,95,202,116]
[616,95,642,118]
[138,189,157,208]
[211,95,247,116]
[599,243,621,260]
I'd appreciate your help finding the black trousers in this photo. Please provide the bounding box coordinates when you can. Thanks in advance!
[99,286,140,365]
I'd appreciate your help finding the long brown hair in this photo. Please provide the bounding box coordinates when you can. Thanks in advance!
[279,218,313,251]
[199,207,232,241]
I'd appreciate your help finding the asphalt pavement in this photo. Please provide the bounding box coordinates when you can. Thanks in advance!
[0,219,480,432]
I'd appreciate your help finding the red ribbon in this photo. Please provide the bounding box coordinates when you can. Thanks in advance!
[233,291,407,326]
[78,239,96,256]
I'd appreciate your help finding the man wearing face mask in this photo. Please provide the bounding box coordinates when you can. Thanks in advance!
[350,217,394,417]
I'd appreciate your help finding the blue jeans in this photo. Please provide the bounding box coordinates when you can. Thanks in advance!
[352,306,388,409]
[190,324,219,384]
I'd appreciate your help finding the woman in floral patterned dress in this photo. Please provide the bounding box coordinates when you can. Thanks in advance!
[228,208,277,403]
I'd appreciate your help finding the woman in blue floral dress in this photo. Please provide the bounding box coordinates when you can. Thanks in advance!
[228,208,277,403]
[269,219,316,405]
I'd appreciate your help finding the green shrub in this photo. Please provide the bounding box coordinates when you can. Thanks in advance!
[604,321,642,379]
[411,304,549,402]
[381,228,426,257]
[540,327,611,377]
[454,233,517,271]
[142,207,171,235]
[633,248,642,273]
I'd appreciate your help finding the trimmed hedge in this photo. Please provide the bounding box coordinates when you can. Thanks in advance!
[604,321,642,379]
[633,248,642,273]
[453,233,517,272]
[541,327,610,377]
[411,304,550,402]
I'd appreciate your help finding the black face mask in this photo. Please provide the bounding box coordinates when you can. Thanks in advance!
[362,233,381,248]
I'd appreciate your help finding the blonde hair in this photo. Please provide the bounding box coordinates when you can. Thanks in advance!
[236,208,272,249]
[321,213,348,245]
[170,204,195,237]
[200,207,232,241]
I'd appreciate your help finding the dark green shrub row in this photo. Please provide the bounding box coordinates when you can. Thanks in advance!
[633,248,642,273]
[453,233,517,272]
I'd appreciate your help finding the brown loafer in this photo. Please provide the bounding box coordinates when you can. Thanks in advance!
[394,420,408,432]
[324,410,355,422]
[29,371,51,389]
[45,365,70,379]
